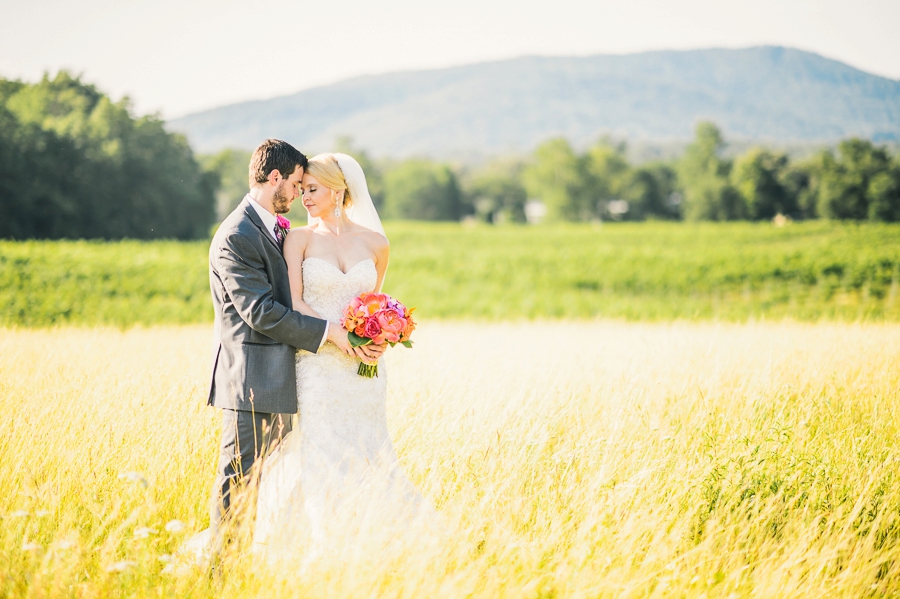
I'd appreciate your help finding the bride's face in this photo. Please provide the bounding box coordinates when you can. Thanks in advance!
[301,173,340,219]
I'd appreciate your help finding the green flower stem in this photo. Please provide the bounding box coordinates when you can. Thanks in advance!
[357,362,379,378]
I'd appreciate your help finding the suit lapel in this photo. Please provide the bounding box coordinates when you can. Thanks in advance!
[241,198,283,256]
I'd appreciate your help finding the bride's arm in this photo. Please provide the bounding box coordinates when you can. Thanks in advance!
[284,229,323,319]
[372,234,390,292]
[358,233,391,361]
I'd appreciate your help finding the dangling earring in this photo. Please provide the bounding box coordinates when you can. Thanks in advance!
[334,204,342,218]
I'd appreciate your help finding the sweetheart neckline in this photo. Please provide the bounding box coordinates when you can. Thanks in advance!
[302,256,375,276]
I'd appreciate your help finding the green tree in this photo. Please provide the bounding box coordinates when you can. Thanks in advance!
[817,139,900,221]
[383,159,462,220]
[780,159,817,219]
[679,122,745,221]
[522,138,593,221]
[0,71,215,239]
[465,159,528,223]
[620,164,680,220]
[200,148,251,219]
[0,105,86,238]
[731,148,796,219]
[584,140,632,219]
[868,162,900,222]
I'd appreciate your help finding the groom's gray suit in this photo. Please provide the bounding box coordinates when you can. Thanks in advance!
[208,196,327,534]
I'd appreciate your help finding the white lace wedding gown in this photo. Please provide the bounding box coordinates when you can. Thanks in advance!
[253,257,426,560]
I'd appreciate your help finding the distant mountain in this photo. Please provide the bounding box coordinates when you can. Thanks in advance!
[168,47,900,158]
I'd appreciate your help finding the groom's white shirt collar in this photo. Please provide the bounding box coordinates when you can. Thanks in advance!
[246,193,328,349]
[247,194,278,241]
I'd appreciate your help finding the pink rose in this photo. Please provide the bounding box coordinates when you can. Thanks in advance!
[363,317,382,341]
[358,293,388,317]
[276,215,291,230]
[375,308,406,344]
[347,296,363,312]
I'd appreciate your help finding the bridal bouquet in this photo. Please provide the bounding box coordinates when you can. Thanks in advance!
[341,292,415,377]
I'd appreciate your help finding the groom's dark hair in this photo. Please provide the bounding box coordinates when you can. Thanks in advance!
[249,139,308,186]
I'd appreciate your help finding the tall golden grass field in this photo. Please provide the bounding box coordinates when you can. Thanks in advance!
[3,321,900,597]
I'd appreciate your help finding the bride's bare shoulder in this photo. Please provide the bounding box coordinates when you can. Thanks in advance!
[361,229,388,254]
[347,222,388,250]
[284,226,313,251]
[286,226,314,238]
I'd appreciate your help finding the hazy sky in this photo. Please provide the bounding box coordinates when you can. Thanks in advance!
[1,0,897,119]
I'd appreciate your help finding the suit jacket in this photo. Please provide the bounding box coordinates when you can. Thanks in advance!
[208,197,327,414]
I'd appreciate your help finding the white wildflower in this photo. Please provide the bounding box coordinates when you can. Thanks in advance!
[106,560,136,572]
[22,541,41,552]
[158,554,173,563]
[10,510,30,518]
[164,519,186,533]
[134,527,156,539]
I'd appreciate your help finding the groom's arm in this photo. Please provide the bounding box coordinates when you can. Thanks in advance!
[215,233,327,353]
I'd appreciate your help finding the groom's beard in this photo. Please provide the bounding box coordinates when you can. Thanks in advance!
[272,181,292,214]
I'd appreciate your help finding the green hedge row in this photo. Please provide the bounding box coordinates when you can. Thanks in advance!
[2,221,898,327]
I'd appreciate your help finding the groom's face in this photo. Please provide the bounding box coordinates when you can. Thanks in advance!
[272,166,304,214]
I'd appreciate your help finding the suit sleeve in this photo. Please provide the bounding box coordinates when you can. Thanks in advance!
[215,232,327,352]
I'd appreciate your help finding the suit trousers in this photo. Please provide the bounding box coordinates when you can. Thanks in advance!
[209,408,292,544]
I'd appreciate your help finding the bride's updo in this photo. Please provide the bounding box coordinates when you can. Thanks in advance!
[306,153,353,209]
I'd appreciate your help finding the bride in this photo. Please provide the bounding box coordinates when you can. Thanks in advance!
[252,153,427,560]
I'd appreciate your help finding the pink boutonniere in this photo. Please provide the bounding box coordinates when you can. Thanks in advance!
[274,215,291,249]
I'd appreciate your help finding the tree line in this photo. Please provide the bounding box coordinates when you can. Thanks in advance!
[3,72,899,241]
[672,123,900,222]
[208,126,900,226]
[0,72,215,240]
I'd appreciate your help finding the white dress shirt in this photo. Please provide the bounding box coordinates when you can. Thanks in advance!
[247,194,328,350]
[248,195,279,241]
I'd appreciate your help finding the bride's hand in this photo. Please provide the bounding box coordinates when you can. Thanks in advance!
[354,343,385,364]
[326,322,354,356]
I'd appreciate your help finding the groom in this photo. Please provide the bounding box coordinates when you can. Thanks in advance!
[207,139,380,549]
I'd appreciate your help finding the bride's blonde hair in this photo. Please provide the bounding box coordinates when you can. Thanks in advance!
[306,153,353,208]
